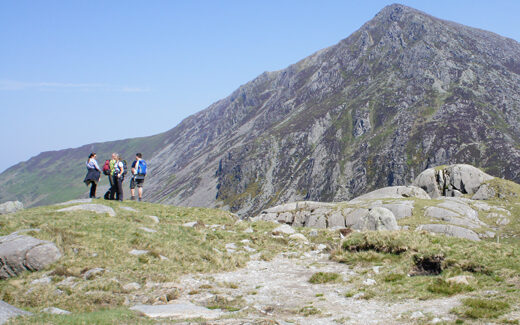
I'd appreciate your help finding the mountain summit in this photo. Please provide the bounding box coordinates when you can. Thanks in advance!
[2,4,520,216]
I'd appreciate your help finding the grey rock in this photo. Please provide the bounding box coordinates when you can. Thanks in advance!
[31,276,52,285]
[147,215,160,223]
[130,249,149,256]
[416,224,480,241]
[182,221,198,227]
[472,184,496,200]
[289,233,308,242]
[130,301,223,319]
[381,203,413,220]
[0,201,23,215]
[83,267,105,280]
[345,208,370,227]
[272,224,296,235]
[352,207,398,231]
[414,165,494,198]
[0,234,61,279]
[120,206,138,212]
[277,212,294,224]
[0,300,31,324]
[351,186,430,201]
[328,210,346,227]
[57,204,116,217]
[438,200,479,221]
[42,307,71,315]
[123,282,142,291]
[425,206,481,229]
[305,213,327,228]
[55,199,92,206]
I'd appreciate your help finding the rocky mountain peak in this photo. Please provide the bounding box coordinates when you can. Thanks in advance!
[2,4,520,218]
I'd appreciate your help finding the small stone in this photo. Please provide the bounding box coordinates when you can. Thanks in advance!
[183,222,198,228]
[372,266,380,274]
[363,278,376,286]
[446,275,474,285]
[244,227,254,233]
[31,277,52,285]
[147,215,160,223]
[289,233,308,242]
[83,268,105,280]
[243,246,256,252]
[272,224,295,235]
[130,249,149,255]
[411,311,424,319]
[120,206,138,212]
[308,230,318,237]
[123,282,142,291]
[42,307,71,315]
[316,244,327,251]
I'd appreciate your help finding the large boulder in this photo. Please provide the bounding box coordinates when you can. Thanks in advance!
[350,186,430,201]
[0,201,24,215]
[350,207,398,231]
[0,234,61,279]
[414,164,494,198]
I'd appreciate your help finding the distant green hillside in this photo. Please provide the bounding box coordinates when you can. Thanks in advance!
[0,132,169,207]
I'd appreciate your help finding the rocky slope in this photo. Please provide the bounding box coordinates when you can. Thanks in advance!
[2,4,520,217]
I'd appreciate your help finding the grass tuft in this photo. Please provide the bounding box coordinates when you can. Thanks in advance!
[309,272,341,284]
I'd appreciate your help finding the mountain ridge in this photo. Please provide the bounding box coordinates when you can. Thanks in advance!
[2,4,520,217]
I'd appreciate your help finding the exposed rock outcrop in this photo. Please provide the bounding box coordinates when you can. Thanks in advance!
[414,164,494,198]
[0,201,23,215]
[0,233,61,279]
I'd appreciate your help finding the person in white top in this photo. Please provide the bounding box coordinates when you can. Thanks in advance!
[112,154,125,201]
[84,153,101,198]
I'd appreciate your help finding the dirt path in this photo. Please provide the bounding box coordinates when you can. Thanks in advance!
[172,249,460,324]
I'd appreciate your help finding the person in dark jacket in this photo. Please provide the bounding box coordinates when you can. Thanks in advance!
[84,152,101,198]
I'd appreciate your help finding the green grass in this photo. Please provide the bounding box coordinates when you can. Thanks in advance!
[331,230,520,321]
[0,201,292,322]
[459,298,510,319]
[308,272,341,284]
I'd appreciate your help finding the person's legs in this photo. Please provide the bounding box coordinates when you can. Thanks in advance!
[90,182,97,198]
[109,175,117,200]
[130,177,136,200]
[117,177,124,201]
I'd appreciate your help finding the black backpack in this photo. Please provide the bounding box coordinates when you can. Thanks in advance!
[122,160,128,176]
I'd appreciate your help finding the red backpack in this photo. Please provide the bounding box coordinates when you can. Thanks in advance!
[102,160,111,175]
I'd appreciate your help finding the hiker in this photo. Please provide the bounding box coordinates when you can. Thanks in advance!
[112,154,125,201]
[130,153,147,201]
[84,153,101,198]
[105,153,117,200]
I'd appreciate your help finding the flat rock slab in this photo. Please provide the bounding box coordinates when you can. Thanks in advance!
[55,199,92,206]
[416,224,480,241]
[0,300,31,324]
[57,204,115,217]
[130,301,222,319]
[120,206,138,212]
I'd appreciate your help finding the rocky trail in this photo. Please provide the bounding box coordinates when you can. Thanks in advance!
[132,250,461,324]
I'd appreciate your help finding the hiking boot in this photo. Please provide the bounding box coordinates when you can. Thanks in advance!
[138,197,142,202]
[131,196,136,201]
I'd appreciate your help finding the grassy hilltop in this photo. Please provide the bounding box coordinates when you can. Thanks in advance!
[0,191,519,323]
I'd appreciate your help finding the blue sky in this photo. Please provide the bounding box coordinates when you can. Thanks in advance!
[1,1,520,172]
